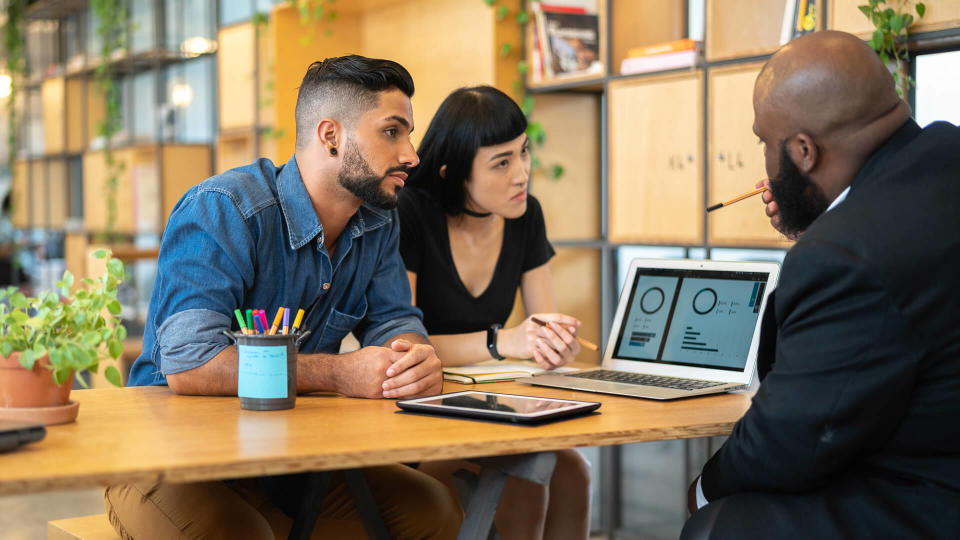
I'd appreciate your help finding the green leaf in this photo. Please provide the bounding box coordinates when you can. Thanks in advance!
[551,163,564,179]
[327,9,337,21]
[499,42,513,57]
[1,342,11,358]
[515,11,529,25]
[93,249,107,259]
[104,365,123,387]
[496,5,508,21]
[916,2,925,18]
[858,5,873,18]
[107,258,123,278]
[890,14,903,33]
[483,0,495,6]
[53,368,71,386]
[107,300,122,315]
[520,95,535,115]
[19,349,35,370]
[516,60,529,75]
[108,339,123,359]
[903,14,914,28]
[870,29,883,51]
[117,324,127,341]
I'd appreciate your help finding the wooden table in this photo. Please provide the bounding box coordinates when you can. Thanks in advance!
[0,381,751,495]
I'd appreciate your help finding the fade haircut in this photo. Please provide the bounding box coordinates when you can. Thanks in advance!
[294,55,415,150]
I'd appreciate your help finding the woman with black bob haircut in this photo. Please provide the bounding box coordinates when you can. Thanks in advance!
[399,86,591,539]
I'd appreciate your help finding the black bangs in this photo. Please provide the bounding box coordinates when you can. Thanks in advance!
[406,86,527,216]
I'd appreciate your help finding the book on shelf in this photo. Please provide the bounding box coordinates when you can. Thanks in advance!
[443,361,579,384]
[532,3,602,80]
[619,39,703,75]
[780,0,818,45]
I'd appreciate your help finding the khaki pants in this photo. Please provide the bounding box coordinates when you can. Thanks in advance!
[104,465,462,539]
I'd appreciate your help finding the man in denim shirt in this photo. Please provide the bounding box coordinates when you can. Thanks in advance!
[106,56,461,539]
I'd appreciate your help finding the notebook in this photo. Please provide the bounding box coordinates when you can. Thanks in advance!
[443,361,578,384]
[519,258,779,400]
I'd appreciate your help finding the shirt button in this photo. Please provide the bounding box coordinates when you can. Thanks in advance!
[322,283,331,290]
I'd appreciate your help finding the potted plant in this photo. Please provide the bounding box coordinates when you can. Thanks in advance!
[858,0,926,97]
[0,250,126,424]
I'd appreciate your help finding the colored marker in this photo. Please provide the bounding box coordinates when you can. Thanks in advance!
[281,308,290,335]
[291,308,305,334]
[269,307,284,335]
[234,309,249,335]
[245,309,253,334]
[257,310,269,335]
[252,312,261,334]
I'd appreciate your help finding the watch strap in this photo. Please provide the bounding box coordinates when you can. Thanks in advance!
[486,323,505,361]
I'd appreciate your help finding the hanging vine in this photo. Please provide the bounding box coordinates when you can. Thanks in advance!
[3,0,25,180]
[484,0,563,179]
[92,0,127,240]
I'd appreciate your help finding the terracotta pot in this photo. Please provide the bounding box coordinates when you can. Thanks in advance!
[0,352,73,408]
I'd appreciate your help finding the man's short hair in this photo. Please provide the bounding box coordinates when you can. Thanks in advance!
[294,55,415,150]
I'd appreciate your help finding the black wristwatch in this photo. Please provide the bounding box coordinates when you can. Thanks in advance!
[486,323,505,361]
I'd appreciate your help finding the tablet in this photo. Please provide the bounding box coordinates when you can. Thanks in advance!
[396,391,600,424]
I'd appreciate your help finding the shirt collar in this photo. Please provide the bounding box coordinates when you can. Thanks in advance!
[276,155,393,249]
[825,186,850,213]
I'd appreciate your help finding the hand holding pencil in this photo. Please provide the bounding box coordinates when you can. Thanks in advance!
[498,314,594,370]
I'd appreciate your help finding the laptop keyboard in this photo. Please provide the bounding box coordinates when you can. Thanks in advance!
[567,370,725,391]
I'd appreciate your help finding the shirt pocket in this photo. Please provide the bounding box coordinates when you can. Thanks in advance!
[318,297,368,350]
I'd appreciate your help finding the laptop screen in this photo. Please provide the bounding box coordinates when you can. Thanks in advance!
[612,268,770,372]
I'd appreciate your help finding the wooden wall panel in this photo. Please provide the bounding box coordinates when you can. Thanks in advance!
[29,160,47,228]
[216,132,255,174]
[218,24,256,131]
[47,159,68,229]
[162,144,212,229]
[608,72,703,244]
[612,0,686,75]
[529,93,601,240]
[552,248,602,365]
[130,147,160,233]
[708,64,793,247]
[270,5,363,162]
[11,160,29,228]
[706,0,791,61]
[65,77,86,153]
[830,0,960,35]
[41,77,65,154]
[85,78,106,146]
[64,232,89,284]
[82,149,135,234]
[362,0,495,148]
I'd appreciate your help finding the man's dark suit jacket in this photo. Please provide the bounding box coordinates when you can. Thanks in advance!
[698,119,960,538]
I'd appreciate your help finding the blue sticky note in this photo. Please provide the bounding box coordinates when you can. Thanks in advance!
[238,345,288,399]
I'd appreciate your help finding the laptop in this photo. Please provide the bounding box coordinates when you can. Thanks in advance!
[520,258,779,400]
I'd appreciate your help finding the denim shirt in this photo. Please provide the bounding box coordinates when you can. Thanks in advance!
[128,155,426,386]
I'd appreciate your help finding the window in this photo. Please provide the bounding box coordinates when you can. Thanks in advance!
[164,56,215,143]
[166,0,215,55]
[132,71,158,141]
[130,0,158,54]
[914,50,960,128]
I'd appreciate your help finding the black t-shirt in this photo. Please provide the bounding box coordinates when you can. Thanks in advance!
[398,187,555,335]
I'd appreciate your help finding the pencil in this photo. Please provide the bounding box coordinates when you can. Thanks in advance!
[269,307,284,335]
[706,186,767,212]
[530,317,599,351]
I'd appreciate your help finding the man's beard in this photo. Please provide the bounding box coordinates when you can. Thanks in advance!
[768,142,830,237]
[337,142,407,210]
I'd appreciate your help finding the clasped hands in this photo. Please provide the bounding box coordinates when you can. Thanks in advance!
[339,339,443,399]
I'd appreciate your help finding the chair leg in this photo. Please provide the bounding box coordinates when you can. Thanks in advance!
[344,468,390,540]
[288,472,332,540]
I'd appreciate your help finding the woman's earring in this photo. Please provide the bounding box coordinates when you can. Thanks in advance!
[330,147,337,156]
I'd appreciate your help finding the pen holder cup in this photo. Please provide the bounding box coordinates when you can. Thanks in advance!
[223,330,311,411]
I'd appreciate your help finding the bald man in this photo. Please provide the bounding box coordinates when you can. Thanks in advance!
[682,31,960,539]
